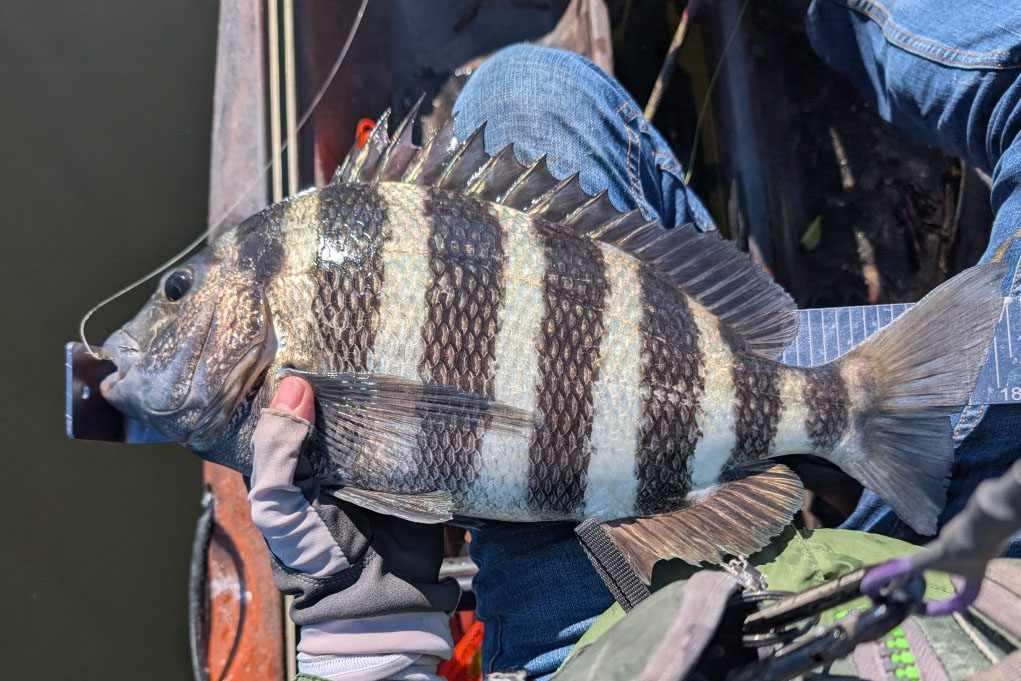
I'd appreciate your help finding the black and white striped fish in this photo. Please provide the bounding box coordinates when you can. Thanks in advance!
[99,109,1004,581]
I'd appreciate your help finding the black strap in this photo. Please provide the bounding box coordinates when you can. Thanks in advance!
[575,518,651,611]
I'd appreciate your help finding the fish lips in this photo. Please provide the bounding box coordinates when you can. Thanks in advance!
[99,330,147,420]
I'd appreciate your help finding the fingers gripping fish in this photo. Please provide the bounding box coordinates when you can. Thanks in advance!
[98,109,1005,583]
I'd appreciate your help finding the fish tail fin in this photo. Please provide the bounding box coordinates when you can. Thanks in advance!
[826,262,1005,535]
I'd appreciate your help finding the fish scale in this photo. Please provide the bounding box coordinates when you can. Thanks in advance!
[82,110,1007,582]
[312,183,388,374]
[633,270,702,516]
[727,353,784,469]
[526,225,608,516]
[414,189,504,500]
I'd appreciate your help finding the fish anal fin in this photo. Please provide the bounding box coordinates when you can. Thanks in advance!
[601,463,803,584]
[331,487,454,524]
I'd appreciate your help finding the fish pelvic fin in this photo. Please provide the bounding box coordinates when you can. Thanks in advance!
[334,110,799,358]
[330,487,454,524]
[602,462,803,584]
[825,262,1006,536]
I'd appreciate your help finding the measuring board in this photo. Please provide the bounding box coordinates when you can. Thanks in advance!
[779,298,1020,405]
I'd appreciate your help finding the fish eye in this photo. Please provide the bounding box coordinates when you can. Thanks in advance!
[164,270,193,302]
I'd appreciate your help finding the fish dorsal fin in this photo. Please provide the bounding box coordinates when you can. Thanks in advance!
[599,223,799,357]
[334,109,392,184]
[334,113,799,357]
[602,462,803,584]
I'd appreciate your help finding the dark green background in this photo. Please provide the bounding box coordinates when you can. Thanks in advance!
[1,2,218,677]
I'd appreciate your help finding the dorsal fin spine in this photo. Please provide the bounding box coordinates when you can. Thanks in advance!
[499,154,550,207]
[437,123,487,191]
[333,114,800,357]
[349,109,391,182]
[526,173,575,215]
[465,152,502,196]
[376,98,423,181]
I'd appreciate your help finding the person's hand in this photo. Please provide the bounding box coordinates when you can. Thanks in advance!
[248,376,461,681]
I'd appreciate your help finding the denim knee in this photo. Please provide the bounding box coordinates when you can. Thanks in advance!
[453,44,624,175]
[452,43,715,229]
[454,45,605,139]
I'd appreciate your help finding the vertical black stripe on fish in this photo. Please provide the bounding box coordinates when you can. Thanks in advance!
[526,225,608,516]
[313,183,389,373]
[235,204,286,284]
[634,282,704,515]
[725,327,784,467]
[803,364,849,452]
[415,189,505,499]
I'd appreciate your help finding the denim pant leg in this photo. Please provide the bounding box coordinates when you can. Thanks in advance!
[452,44,714,231]
[807,1,1021,552]
[451,44,712,678]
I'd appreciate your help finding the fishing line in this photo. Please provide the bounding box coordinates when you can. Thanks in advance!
[683,0,751,186]
[79,0,370,358]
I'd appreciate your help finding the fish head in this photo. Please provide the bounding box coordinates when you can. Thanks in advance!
[100,228,278,454]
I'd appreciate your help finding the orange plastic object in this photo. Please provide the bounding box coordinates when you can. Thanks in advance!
[438,619,485,681]
[355,118,376,149]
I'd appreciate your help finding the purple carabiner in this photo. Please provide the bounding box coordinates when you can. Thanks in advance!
[861,557,981,616]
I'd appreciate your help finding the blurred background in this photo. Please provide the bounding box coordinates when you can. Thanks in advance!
[1,2,216,678]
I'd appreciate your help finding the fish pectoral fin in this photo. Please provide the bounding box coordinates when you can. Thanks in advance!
[284,370,532,524]
[600,462,803,584]
[330,486,454,524]
[283,369,530,477]
[287,370,533,445]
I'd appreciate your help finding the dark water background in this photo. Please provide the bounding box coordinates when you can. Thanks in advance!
[1,2,217,677]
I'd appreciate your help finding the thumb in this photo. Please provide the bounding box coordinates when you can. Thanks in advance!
[270,376,316,424]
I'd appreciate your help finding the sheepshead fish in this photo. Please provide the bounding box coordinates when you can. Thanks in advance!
[99,109,1004,581]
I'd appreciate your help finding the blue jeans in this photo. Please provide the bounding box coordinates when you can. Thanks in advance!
[455,0,1021,672]
[805,0,1021,544]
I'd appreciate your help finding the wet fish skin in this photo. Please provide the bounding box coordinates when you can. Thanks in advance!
[110,179,854,516]
[98,114,1004,576]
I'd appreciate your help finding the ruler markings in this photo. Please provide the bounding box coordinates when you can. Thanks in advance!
[806,309,815,366]
[1006,303,1013,357]
[820,309,829,364]
[994,335,1002,389]
[845,307,854,354]
[783,300,1016,405]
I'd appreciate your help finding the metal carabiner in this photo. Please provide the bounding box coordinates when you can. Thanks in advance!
[728,571,926,681]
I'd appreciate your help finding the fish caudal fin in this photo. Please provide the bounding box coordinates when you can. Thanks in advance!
[602,462,803,583]
[829,262,1006,535]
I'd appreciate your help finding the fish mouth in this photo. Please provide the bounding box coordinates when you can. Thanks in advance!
[98,331,142,415]
[186,302,277,449]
